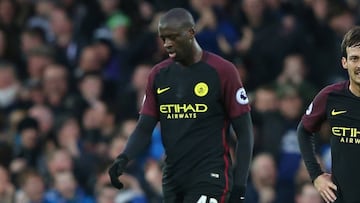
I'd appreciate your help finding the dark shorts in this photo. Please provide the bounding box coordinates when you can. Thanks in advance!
[163,181,230,203]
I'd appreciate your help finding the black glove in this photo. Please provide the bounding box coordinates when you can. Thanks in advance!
[228,185,246,203]
[108,154,129,189]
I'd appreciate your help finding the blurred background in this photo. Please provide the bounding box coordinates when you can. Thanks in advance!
[0,0,356,202]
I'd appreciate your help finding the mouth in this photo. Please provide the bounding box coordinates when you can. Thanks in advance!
[167,49,177,58]
[169,52,176,58]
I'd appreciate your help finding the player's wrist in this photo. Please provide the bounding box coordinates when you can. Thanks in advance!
[311,171,325,183]
[114,154,130,172]
[116,153,129,162]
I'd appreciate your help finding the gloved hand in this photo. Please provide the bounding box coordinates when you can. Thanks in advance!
[108,154,129,189]
[228,185,246,203]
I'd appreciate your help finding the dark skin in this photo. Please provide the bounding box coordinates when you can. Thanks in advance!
[157,10,253,203]
[109,8,253,203]
[158,8,203,66]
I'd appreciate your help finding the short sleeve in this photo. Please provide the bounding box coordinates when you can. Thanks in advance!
[302,88,329,132]
[140,68,159,119]
[220,62,251,118]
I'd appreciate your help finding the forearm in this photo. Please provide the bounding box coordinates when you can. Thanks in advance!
[231,112,254,187]
[122,115,158,160]
[297,121,324,181]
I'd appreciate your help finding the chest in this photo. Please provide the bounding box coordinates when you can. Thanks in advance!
[154,64,221,104]
[327,94,360,144]
[327,94,360,125]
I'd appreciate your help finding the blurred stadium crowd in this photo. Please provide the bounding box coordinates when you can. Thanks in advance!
[0,0,358,202]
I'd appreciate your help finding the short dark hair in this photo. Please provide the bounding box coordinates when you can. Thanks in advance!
[17,117,39,132]
[159,8,195,29]
[78,70,102,83]
[341,26,360,58]
[27,45,54,59]
[17,168,42,187]
[22,27,46,42]
[0,60,17,77]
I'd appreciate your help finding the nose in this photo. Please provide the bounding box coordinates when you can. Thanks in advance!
[163,38,173,49]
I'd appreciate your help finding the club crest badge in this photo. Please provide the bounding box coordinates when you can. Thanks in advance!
[194,82,208,97]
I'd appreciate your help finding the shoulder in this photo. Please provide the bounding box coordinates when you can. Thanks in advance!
[203,51,237,76]
[204,51,236,69]
[152,58,173,73]
[147,58,173,82]
[317,81,348,97]
[301,82,348,131]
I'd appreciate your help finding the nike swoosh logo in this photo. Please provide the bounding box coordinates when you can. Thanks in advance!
[331,109,347,116]
[157,87,170,94]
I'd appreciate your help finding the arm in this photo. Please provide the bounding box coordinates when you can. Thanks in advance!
[297,121,337,202]
[297,121,323,180]
[123,115,158,160]
[109,115,157,189]
[228,112,254,202]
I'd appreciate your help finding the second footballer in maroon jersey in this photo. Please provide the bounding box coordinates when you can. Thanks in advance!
[298,26,360,203]
[108,8,254,203]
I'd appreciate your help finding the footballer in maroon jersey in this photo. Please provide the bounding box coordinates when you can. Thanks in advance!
[298,26,360,203]
[109,8,254,203]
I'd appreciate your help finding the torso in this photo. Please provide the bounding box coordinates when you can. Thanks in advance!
[141,51,250,190]
[302,81,360,203]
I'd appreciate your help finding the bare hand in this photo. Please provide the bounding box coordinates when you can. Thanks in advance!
[314,173,337,203]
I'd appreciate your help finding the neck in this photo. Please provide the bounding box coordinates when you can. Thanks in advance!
[181,42,203,66]
[349,82,360,97]
[193,41,203,63]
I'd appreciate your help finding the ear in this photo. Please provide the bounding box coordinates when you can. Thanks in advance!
[342,57,348,70]
[188,28,195,38]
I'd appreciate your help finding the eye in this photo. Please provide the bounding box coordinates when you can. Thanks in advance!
[350,57,359,62]
[159,33,180,43]
[168,35,177,41]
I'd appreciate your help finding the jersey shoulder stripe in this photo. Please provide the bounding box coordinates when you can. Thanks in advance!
[140,58,173,118]
[302,80,348,132]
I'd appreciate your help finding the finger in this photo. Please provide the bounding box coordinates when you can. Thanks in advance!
[109,166,122,177]
[323,189,336,203]
[117,167,124,175]
[110,177,123,189]
[325,188,337,202]
[329,182,337,191]
[320,192,330,203]
[108,170,117,179]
